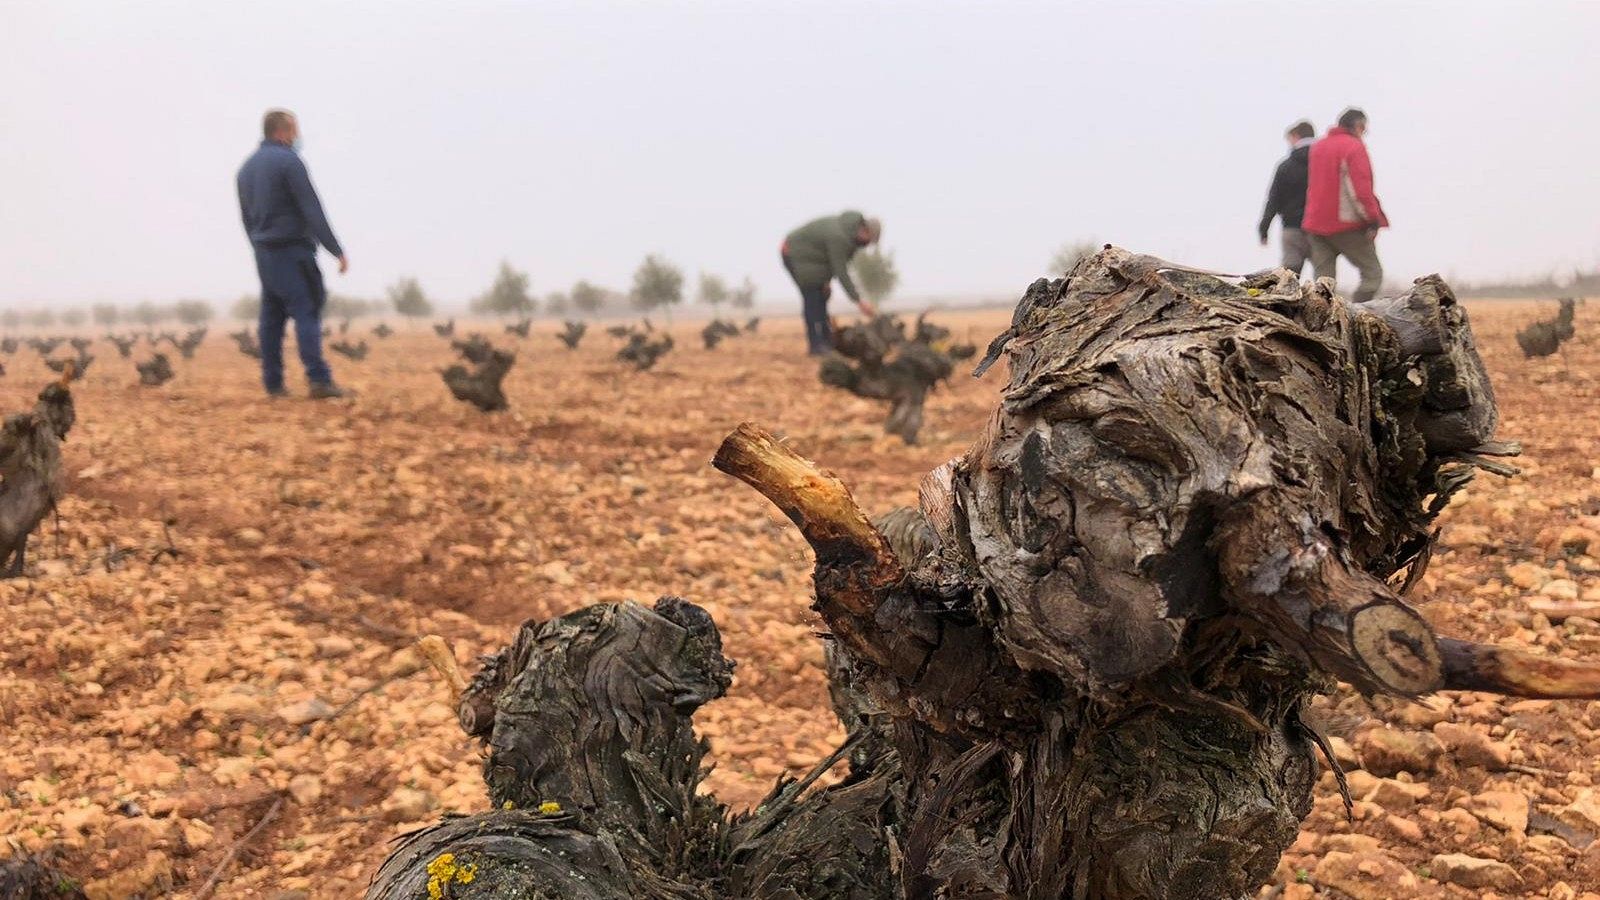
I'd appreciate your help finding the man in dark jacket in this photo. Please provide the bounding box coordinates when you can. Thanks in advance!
[237,108,350,398]
[781,211,882,354]
[1258,120,1316,276]
[1302,107,1388,303]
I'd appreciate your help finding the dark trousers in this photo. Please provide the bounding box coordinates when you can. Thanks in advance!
[782,253,832,354]
[253,243,332,390]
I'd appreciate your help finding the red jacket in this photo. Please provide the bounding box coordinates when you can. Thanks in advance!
[1302,126,1388,235]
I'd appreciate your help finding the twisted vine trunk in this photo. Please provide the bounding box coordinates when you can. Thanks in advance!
[369,249,1597,900]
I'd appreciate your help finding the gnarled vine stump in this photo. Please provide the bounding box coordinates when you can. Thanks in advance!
[369,249,1598,900]
[0,373,76,577]
[820,314,975,445]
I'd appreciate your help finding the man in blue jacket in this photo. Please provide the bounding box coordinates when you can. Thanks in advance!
[237,108,350,398]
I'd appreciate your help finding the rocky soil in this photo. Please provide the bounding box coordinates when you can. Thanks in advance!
[0,300,1595,898]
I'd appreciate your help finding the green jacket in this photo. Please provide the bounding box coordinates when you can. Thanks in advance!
[783,211,866,302]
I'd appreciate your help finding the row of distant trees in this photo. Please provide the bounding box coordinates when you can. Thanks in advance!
[7,248,911,330]
[457,257,763,320]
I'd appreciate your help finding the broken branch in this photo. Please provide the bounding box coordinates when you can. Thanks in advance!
[1438,637,1600,698]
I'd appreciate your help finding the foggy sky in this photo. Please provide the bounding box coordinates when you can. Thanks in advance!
[2,0,1597,310]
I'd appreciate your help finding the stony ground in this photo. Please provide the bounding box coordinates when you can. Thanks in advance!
[0,298,1595,899]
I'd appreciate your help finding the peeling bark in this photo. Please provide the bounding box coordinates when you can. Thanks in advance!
[371,249,1600,900]
[0,375,75,577]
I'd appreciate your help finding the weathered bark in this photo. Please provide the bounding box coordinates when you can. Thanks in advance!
[619,332,675,370]
[167,328,206,359]
[0,375,75,577]
[229,329,262,358]
[370,249,1600,900]
[1515,297,1576,358]
[558,321,587,349]
[820,315,974,444]
[136,354,175,386]
[701,319,740,349]
[442,341,514,412]
[331,339,370,361]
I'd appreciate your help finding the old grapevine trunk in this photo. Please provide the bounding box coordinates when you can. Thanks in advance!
[370,249,1595,900]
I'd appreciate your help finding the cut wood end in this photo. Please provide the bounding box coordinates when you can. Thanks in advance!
[1350,603,1443,695]
[416,634,466,701]
[713,423,903,586]
[1439,637,1600,699]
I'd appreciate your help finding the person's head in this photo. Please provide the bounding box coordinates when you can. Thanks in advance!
[263,108,299,146]
[856,217,882,247]
[1285,120,1315,147]
[1337,107,1368,137]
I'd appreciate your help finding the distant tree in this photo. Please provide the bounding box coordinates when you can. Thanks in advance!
[728,277,758,310]
[389,277,434,320]
[173,300,215,325]
[1049,239,1100,277]
[326,294,379,319]
[545,292,570,317]
[92,303,121,327]
[698,273,729,309]
[26,309,57,329]
[61,308,88,328]
[231,294,262,321]
[129,301,171,327]
[0,309,20,330]
[570,280,608,317]
[631,254,685,316]
[851,248,900,305]
[475,260,536,317]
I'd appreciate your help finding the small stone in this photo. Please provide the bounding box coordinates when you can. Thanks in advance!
[1370,777,1429,808]
[277,698,336,726]
[1556,789,1600,834]
[1430,852,1522,890]
[1385,813,1424,843]
[234,528,267,547]
[314,635,356,658]
[381,786,437,823]
[539,560,577,586]
[1505,562,1547,590]
[1355,727,1443,777]
[288,773,324,805]
[1313,850,1418,900]
[1541,578,1581,600]
[83,850,172,900]
[1462,790,1529,836]
[1433,722,1511,770]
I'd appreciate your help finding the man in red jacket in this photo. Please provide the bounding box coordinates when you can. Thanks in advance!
[1302,108,1388,303]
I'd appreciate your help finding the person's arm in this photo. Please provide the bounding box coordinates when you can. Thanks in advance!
[1259,161,1287,243]
[285,156,345,259]
[237,177,253,237]
[1346,145,1384,227]
[827,236,862,304]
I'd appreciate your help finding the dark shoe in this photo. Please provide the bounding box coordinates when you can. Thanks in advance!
[308,383,353,400]
[266,387,290,398]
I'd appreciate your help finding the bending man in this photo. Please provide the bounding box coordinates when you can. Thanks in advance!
[781,211,882,355]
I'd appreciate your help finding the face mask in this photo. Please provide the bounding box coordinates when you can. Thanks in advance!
[291,138,304,151]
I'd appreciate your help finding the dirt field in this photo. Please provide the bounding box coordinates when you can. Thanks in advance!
[0,298,1596,898]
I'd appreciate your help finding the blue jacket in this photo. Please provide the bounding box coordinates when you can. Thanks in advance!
[237,140,343,257]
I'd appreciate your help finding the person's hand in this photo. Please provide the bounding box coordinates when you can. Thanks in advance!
[857,299,878,318]
[337,254,349,275]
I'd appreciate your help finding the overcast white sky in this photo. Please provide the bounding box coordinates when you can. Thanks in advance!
[2,0,1597,310]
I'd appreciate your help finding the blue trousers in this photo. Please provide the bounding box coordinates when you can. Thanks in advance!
[782,253,832,354]
[253,243,332,390]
